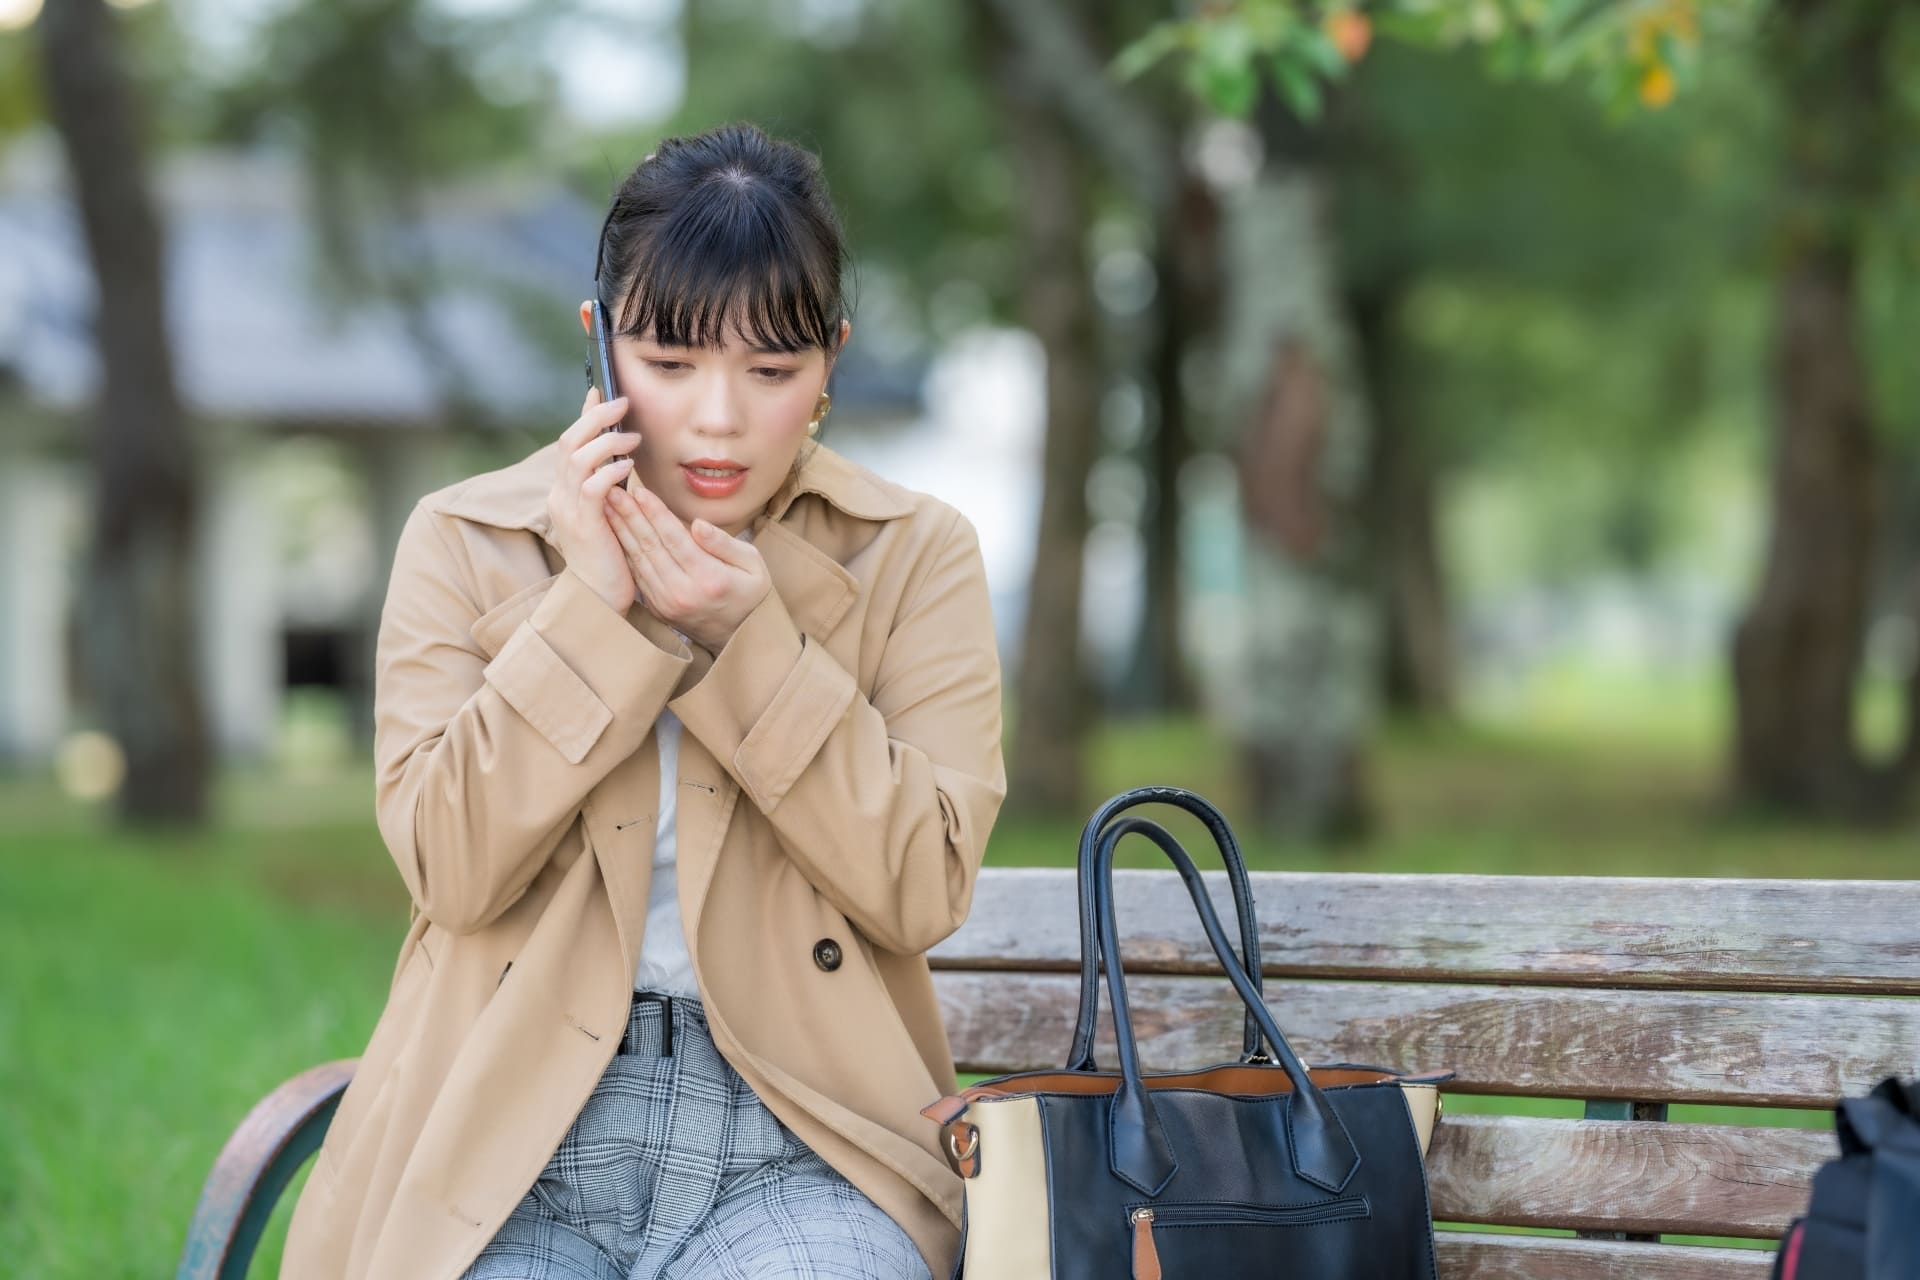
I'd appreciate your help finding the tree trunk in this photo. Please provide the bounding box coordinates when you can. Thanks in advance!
[1118,168,1218,716]
[1730,0,1894,819]
[1222,158,1378,841]
[1732,245,1880,815]
[1353,284,1454,717]
[37,0,209,825]
[984,16,1102,818]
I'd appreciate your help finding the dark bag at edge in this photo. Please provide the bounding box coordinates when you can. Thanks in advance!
[1773,1076,1920,1280]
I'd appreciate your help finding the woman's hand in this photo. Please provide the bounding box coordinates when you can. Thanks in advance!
[546,387,642,613]
[607,482,771,652]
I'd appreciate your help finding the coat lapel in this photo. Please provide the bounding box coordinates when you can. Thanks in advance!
[579,737,660,983]
[747,516,859,638]
[675,517,859,961]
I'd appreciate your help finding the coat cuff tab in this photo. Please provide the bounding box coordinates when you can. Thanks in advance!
[485,567,690,763]
[482,624,612,765]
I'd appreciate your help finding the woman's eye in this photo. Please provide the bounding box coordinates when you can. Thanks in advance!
[646,359,689,374]
[753,367,797,382]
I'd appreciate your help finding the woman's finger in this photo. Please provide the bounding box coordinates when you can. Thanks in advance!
[612,496,676,608]
[610,488,680,590]
[690,518,754,570]
[580,455,633,503]
[559,393,631,457]
[610,485,664,559]
[569,428,640,480]
[629,487,702,574]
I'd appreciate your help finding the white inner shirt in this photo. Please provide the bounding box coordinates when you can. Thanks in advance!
[632,521,755,997]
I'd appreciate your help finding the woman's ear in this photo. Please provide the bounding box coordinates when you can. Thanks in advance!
[826,317,852,372]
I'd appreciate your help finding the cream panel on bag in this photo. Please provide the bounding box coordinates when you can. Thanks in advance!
[960,1096,1053,1280]
[1400,1082,1441,1157]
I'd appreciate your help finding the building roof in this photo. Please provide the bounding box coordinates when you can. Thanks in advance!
[0,133,921,429]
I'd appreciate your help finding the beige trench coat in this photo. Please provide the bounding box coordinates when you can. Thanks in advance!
[280,439,1006,1279]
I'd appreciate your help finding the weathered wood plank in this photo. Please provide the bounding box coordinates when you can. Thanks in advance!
[1427,1115,1825,1238]
[934,868,1920,994]
[935,970,1916,1107]
[1436,1233,1773,1278]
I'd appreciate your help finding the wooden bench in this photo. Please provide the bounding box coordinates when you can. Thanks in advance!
[180,868,1920,1279]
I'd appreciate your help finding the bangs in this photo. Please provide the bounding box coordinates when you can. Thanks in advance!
[607,184,841,354]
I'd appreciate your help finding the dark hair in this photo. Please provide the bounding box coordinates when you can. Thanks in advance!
[594,123,849,355]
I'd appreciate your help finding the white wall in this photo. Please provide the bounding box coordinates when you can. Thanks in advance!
[0,457,78,762]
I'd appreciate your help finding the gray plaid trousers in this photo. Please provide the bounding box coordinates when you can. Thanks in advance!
[460,993,931,1280]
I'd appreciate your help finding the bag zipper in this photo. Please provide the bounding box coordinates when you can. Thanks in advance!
[1129,1196,1372,1278]
[1131,1208,1160,1280]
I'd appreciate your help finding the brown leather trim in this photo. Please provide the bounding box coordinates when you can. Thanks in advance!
[1131,1210,1161,1280]
[960,1063,1404,1103]
[920,1093,970,1126]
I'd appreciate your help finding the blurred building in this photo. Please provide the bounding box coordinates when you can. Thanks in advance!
[0,134,940,765]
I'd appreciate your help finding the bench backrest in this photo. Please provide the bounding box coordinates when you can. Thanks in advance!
[929,868,1920,1279]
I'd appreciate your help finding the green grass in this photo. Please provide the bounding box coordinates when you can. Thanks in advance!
[0,782,398,1277]
[2,705,1910,1275]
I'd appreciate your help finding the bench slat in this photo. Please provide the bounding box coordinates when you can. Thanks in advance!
[937,869,1920,994]
[1428,1115,1825,1238]
[1436,1233,1773,1278]
[936,971,1915,1107]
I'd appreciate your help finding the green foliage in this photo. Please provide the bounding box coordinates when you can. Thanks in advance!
[1116,0,1766,120]
[0,29,38,139]
[1325,38,1777,580]
[204,0,554,177]
[190,0,559,326]
[654,0,1020,346]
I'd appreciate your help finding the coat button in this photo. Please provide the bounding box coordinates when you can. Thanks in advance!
[812,938,843,972]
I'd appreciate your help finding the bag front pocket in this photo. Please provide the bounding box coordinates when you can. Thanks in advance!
[1127,1195,1373,1279]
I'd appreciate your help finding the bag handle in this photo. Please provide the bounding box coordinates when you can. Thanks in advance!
[1094,816,1361,1198]
[1067,786,1267,1071]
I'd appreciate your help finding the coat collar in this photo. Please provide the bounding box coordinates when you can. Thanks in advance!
[429,438,915,539]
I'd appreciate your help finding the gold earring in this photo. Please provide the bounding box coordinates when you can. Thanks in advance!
[807,391,831,436]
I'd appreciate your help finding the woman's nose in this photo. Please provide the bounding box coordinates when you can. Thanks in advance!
[690,371,742,435]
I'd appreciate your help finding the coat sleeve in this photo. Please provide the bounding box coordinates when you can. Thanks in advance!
[667,508,1007,955]
[373,501,693,934]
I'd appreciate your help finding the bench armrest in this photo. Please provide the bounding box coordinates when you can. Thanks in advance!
[176,1059,357,1280]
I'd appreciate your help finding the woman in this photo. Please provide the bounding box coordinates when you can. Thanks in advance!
[281,122,1006,1280]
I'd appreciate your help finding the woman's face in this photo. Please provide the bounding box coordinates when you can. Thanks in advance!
[576,304,850,537]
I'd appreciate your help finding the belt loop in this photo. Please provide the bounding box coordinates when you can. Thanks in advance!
[628,991,675,1058]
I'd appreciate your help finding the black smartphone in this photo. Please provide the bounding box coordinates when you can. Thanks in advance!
[585,300,634,479]
[587,299,620,405]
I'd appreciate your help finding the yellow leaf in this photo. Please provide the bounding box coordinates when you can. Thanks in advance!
[1639,61,1676,108]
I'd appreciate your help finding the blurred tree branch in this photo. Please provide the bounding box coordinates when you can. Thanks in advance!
[974,0,1176,214]
[204,0,563,435]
